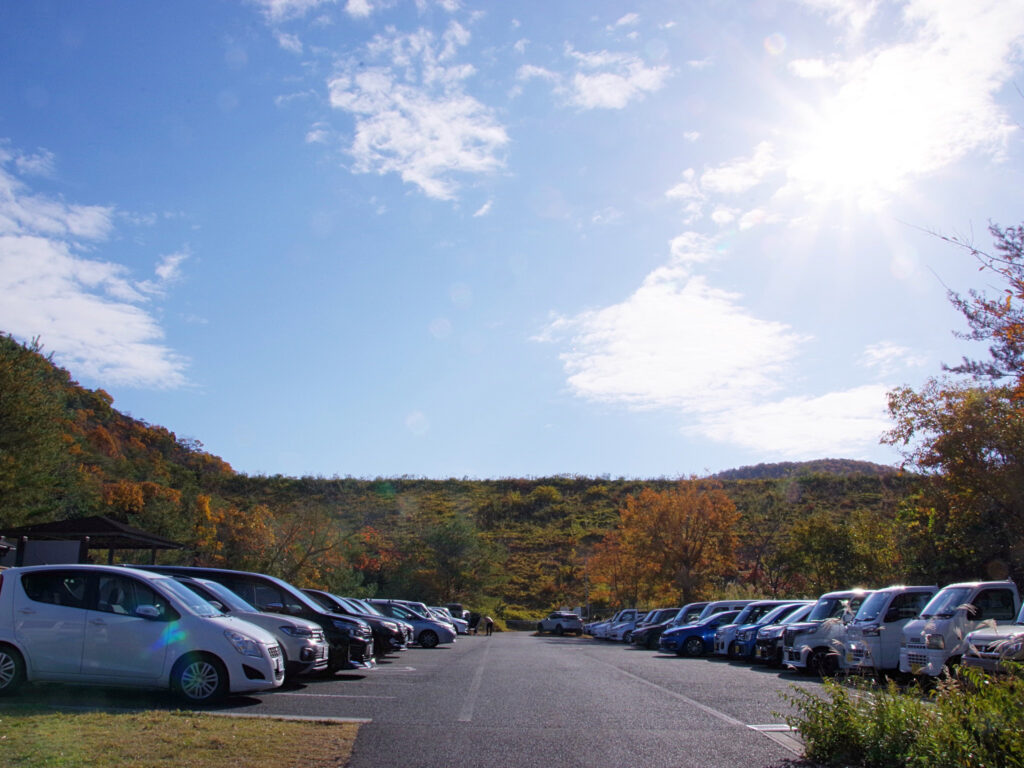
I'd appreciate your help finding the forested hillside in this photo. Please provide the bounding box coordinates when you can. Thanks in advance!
[6,222,1024,628]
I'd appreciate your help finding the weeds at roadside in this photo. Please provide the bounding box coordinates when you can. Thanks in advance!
[781,666,1024,767]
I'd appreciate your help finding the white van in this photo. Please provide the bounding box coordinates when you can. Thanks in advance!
[0,564,285,702]
[841,585,936,676]
[899,580,1021,677]
[783,589,872,675]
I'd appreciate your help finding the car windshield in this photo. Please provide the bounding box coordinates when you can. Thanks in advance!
[807,596,851,622]
[196,579,257,613]
[754,603,800,626]
[780,604,813,624]
[735,603,778,625]
[919,586,975,619]
[160,577,220,617]
[854,590,892,622]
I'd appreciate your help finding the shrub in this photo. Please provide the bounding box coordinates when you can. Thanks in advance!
[784,668,1024,768]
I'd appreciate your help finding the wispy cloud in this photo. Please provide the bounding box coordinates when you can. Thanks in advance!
[327,22,508,200]
[0,144,188,388]
[250,0,336,22]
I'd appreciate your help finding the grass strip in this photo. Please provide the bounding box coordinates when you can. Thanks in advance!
[0,707,360,768]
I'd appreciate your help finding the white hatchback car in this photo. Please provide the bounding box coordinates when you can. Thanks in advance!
[0,564,285,702]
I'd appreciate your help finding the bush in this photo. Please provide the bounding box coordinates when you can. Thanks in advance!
[784,668,1024,768]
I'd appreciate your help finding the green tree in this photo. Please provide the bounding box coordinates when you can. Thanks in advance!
[0,335,70,526]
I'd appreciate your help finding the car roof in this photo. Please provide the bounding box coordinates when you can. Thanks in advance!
[11,563,169,582]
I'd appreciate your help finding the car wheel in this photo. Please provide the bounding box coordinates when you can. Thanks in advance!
[682,636,705,657]
[808,648,839,677]
[623,631,632,643]
[646,635,658,650]
[555,624,564,636]
[171,653,228,703]
[0,645,26,696]
[419,630,439,649]
[537,623,545,633]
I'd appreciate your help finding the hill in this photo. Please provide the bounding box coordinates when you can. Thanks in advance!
[714,459,901,481]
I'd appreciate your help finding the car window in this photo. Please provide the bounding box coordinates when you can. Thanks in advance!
[887,591,931,621]
[975,588,1016,621]
[96,574,179,621]
[21,570,88,609]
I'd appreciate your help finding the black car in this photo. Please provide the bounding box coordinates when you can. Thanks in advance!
[303,588,407,656]
[127,565,374,671]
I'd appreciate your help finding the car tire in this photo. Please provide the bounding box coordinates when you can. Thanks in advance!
[555,625,564,636]
[682,636,705,657]
[623,631,632,643]
[419,630,439,649]
[808,648,839,677]
[0,645,26,696]
[537,623,545,633]
[646,635,658,650]
[171,653,228,703]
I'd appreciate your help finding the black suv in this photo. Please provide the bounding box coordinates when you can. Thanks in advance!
[128,565,374,671]
[303,588,407,656]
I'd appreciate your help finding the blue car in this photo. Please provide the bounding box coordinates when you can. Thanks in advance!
[659,610,740,657]
[727,602,811,661]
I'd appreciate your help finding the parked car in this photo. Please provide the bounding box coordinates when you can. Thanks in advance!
[302,588,408,656]
[841,585,937,677]
[130,565,375,672]
[629,608,682,649]
[0,564,285,702]
[659,610,741,657]
[726,602,812,661]
[592,609,639,639]
[537,611,584,636]
[713,600,797,658]
[899,580,1021,678]
[608,611,648,642]
[963,598,1024,673]
[783,589,872,675]
[430,606,470,634]
[172,575,329,678]
[754,603,814,667]
[368,599,457,648]
[345,596,414,647]
[697,600,753,621]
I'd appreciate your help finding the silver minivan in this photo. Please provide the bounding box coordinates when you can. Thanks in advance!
[0,564,285,702]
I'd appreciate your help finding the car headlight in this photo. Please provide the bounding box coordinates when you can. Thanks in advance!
[759,627,782,639]
[1004,639,1024,657]
[225,629,264,658]
[279,625,315,638]
[738,630,751,641]
[925,633,945,650]
[331,619,354,635]
[382,621,399,632]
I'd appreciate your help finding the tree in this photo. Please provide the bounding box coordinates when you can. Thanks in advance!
[591,479,740,606]
[0,335,70,526]
[885,222,1024,582]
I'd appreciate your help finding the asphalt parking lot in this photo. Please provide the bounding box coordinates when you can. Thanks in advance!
[2,632,826,768]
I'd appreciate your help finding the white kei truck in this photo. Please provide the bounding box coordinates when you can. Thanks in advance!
[841,585,936,676]
[899,580,1021,677]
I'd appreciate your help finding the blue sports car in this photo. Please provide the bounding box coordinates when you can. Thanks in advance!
[659,610,741,657]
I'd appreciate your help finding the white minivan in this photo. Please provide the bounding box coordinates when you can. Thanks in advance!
[0,564,285,702]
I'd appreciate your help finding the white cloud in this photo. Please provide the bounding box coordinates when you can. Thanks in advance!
[473,200,492,217]
[541,265,808,415]
[694,385,892,456]
[154,250,189,283]
[612,13,639,28]
[565,47,670,109]
[327,24,508,200]
[275,31,303,53]
[788,58,838,79]
[0,146,187,388]
[250,0,336,22]
[345,0,372,17]
[700,141,779,195]
[860,341,928,375]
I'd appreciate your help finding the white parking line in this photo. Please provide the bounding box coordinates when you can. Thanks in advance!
[457,640,492,722]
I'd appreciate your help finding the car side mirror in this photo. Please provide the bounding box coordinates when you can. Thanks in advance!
[136,605,162,620]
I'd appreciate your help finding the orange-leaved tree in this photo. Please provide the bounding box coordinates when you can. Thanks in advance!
[591,478,740,607]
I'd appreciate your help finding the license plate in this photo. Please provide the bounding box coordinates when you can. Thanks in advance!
[846,653,855,663]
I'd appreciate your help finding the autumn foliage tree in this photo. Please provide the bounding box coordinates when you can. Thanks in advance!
[590,479,740,607]
[886,222,1024,583]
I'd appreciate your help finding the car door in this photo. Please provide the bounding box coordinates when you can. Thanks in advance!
[879,590,934,668]
[82,573,177,681]
[14,569,89,676]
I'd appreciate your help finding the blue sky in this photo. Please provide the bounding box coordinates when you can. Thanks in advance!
[2,0,1023,479]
